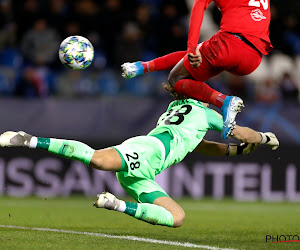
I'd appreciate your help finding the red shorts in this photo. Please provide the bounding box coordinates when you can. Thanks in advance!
[183,31,263,82]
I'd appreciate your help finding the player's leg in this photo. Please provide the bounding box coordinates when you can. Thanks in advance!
[153,196,185,227]
[121,51,187,79]
[94,191,184,227]
[94,136,184,227]
[225,34,263,76]
[95,171,185,228]
[168,58,226,106]
[168,57,244,139]
[0,131,123,171]
[89,148,123,171]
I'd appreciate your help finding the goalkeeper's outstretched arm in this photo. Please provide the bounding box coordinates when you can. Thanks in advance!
[195,125,279,156]
[231,125,279,150]
[194,139,227,156]
[194,139,257,156]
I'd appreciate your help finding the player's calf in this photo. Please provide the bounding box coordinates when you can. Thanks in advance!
[0,131,95,166]
[93,192,177,227]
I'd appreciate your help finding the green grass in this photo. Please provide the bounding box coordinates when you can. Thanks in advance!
[0,197,299,249]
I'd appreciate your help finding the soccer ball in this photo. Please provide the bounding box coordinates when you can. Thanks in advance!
[59,36,94,70]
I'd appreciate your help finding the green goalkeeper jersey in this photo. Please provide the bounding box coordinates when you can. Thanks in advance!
[148,98,223,174]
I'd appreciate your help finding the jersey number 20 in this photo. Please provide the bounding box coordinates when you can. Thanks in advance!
[248,0,268,10]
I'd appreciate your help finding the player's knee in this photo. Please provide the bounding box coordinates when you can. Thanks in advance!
[168,61,190,88]
[89,149,112,171]
[90,148,123,171]
[90,150,105,170]
[168,71,183,88]
[167,73,176,88]
[172,210,186,228]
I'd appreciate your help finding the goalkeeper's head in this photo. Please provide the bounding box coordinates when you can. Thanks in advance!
[163,83,187,100]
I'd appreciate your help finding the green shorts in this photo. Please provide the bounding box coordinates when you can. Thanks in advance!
[114,136,169,203]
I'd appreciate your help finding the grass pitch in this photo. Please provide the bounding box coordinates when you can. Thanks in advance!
[0,197,299,250]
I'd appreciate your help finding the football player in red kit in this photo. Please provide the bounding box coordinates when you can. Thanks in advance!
[122,0,272,139]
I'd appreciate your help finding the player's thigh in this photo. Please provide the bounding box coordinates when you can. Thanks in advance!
[116,171,168,203]
[227,47,262,76]
[182,48,222,82]
[183,32,263,80]
[114,136,164,179]
[153,196,185,227]
[220,34,263,75]
[90,148,122,171]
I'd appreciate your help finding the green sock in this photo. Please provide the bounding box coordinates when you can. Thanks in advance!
[36,137,95,165]
[124,202,174,227]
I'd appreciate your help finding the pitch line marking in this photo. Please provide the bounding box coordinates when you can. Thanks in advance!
[0,225,239,250]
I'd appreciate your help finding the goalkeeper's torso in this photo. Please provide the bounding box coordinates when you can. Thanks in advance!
[148,99,222,174]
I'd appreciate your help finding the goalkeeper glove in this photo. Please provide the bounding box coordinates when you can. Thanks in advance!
[259,132,279,150]
[226,143,258,156]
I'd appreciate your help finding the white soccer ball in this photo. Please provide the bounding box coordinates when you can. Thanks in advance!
[59,35,94,70]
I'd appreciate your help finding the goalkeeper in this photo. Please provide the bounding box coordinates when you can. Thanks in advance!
[0,90,279,228]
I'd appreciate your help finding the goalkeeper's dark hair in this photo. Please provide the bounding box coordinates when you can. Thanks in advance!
[162,83,187,100]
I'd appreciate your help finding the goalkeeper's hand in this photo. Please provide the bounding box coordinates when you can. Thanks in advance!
[226,143,258,156]
[259,132,279,150]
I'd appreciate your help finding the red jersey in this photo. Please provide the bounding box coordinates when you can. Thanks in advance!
[187,0,273,55]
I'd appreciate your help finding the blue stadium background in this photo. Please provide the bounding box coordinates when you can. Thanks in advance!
[0,0,299,200]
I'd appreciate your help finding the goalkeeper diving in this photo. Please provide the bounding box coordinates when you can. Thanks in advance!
[0,86,279,228]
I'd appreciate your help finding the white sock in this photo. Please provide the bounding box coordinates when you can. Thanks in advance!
[29,136,38,148]
[116,200,126,212]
